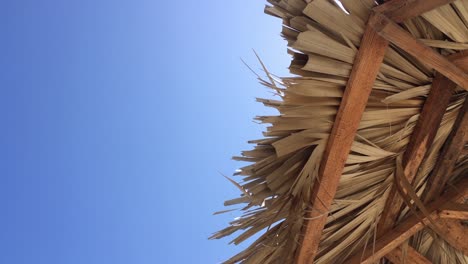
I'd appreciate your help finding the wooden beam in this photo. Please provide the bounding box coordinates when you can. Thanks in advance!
[295,12,389,264]
[439,209,468,220]
[401,74,457,179]
[386,246,432,264]
[297,3,467,262]
[370,12,468,90]
[439,202,468,220]
[437,219,468,255]
[376,53,468,236]
[346,178,468,264]
[377,73,457,234]
[450,50,468,68]
[423,97,468,202]
[378,52,468,262]
[374,0,455,23]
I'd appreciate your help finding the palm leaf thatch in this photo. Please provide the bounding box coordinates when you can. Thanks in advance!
[212,0,468,263]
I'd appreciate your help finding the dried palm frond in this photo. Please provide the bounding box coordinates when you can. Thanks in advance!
[212,0,468,263]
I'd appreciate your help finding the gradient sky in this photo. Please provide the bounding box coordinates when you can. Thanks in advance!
[1,1,290,263]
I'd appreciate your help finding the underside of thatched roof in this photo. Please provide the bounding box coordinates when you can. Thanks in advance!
[212,1,468,263]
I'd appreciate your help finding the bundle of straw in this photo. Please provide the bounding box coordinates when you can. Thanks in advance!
[212,1,468,263]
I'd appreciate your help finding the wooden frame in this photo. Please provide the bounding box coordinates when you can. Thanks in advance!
[423,97,468,203]
[378,53,468,236]
[438,202,468,219]
[295,13,389,263]
[347,178,468,264]
[296,0,468,263]
[386,246,432,264]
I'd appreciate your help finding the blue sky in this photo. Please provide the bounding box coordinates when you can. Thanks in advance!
[1,1,290,263]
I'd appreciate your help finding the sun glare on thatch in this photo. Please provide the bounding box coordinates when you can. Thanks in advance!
[332,0,350,14]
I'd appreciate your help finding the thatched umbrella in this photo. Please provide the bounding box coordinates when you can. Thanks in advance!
[212,0,468,263]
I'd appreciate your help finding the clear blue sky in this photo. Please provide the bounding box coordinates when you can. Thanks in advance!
[1,1,290,263]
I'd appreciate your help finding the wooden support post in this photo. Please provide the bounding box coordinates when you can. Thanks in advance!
[386,246,432,264]
[346,178,468,264]
[295,12,389,264]
[370,13,468,90]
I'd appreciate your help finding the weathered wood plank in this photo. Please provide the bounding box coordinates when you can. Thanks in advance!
[295,13,389,264]
[423,97,468,202]
[346,177,468,264]
[386,246,432,264]
[370,12,468,90]
[374,0,456,23]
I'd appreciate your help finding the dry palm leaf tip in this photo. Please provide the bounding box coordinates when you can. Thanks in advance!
[211,0,468,263]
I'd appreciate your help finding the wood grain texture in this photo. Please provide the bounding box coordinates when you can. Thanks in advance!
[346,177,468,264]
[436,219,468,255]
[370,12,468,90]
[439,202,468,219]
[377,52,468,262]
[423,97,468,202]
[376,52,468,237]
[377,73,457,235]
[295,13,389,264]
[374,0,456,23]
[386,246,432,264]
[401,74,458,178]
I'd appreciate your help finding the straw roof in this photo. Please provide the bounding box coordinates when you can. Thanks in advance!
[212,1,468,263]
